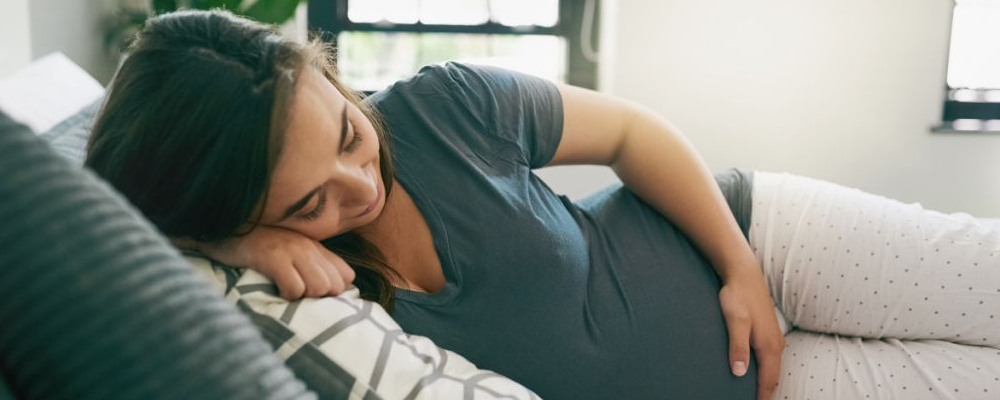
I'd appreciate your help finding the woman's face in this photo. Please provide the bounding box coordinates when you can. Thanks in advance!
[259,66,385,240]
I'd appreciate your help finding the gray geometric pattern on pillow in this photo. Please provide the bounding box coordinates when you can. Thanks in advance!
[255,288,531,400]
[191,257,542,400]
[203,259,383,400]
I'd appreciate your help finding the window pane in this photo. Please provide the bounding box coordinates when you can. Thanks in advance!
[347,0,381,23]
[348,0,419,24]
[419,0,488,25]
[490,0,559,27]
[947,0,1000,89]
[337,32,566,91]
[349,0,559,27]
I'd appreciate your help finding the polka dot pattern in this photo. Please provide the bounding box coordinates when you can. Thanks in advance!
[749,172,1000,398]
[775,330,1000,400]
[750,172,1000,348]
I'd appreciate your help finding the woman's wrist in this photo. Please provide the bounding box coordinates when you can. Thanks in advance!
[712,247,762,284]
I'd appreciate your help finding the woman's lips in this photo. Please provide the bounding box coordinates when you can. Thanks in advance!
[356,183,382,218]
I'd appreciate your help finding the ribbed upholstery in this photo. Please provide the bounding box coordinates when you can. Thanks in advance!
[0,117,320,400]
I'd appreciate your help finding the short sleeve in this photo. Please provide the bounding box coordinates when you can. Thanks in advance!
[390,62,565,169]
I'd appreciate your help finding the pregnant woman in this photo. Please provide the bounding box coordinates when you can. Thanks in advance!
[86,10,1000,400]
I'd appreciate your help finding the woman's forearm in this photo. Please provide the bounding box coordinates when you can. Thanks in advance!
[610,106,759,282]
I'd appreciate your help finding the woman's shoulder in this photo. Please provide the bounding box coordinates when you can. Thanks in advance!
[366,62,536,105]
[370,62,457,98]
[362,62,506,135]
[363,62,462,119]
[366,62,562,168]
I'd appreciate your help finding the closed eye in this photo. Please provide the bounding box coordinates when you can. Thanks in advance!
[344,121,362,153]
[300,188,327,221]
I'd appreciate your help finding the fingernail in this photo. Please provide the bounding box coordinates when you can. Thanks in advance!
[732,361,747,376]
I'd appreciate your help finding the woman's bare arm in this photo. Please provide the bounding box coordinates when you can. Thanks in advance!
[170,227,355,300]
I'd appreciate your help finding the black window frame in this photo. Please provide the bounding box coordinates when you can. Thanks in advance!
[935,1,1000,133]
[306,0,600,90]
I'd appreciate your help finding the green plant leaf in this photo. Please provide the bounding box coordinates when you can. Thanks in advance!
[242,0,302,25]
[191,0,242,11]
[152,0,178,14]
[103,8,151,53]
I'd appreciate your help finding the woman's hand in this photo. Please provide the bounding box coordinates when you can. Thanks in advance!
[173,226,355,300]
[718,267,785,400]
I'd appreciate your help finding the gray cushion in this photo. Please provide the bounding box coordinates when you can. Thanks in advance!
[0,114,326,400]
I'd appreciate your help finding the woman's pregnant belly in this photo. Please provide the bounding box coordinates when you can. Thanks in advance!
[560,183,757,400]
[391,179,758,400]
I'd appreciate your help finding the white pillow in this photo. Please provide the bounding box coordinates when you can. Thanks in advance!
[0,53,104,134]
[186,255,542,400]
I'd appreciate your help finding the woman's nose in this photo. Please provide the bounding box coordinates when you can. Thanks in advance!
[335,166,375,203]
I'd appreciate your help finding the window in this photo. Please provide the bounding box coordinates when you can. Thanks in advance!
[938,0,1000,132]
[307,0,600,92]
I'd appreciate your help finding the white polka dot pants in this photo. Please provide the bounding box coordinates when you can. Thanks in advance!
[776,331,1000,400]
[749,171,1000,399]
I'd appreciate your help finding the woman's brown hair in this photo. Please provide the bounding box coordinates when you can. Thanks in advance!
[86,9,402,309]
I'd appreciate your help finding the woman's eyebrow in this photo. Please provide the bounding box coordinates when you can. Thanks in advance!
[281,187,322,221]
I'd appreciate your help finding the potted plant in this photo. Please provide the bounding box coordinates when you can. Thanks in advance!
[105,0,304,52]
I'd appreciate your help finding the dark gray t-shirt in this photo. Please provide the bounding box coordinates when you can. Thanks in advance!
[366,63,756,400]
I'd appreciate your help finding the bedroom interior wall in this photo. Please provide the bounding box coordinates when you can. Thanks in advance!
[27,0,119,84]
[7,0,997,216]
[0,0,33,77]
[537,0,1000,218]
[12,0,308,85]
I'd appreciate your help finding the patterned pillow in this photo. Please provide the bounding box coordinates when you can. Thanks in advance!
[186,255,543,400]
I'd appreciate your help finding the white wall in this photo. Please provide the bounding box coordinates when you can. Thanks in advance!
[0,0,33,77]
[4,0,303,84]
[28,0,118,84]
[540,0,1000,217]
[0,0,117,83]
